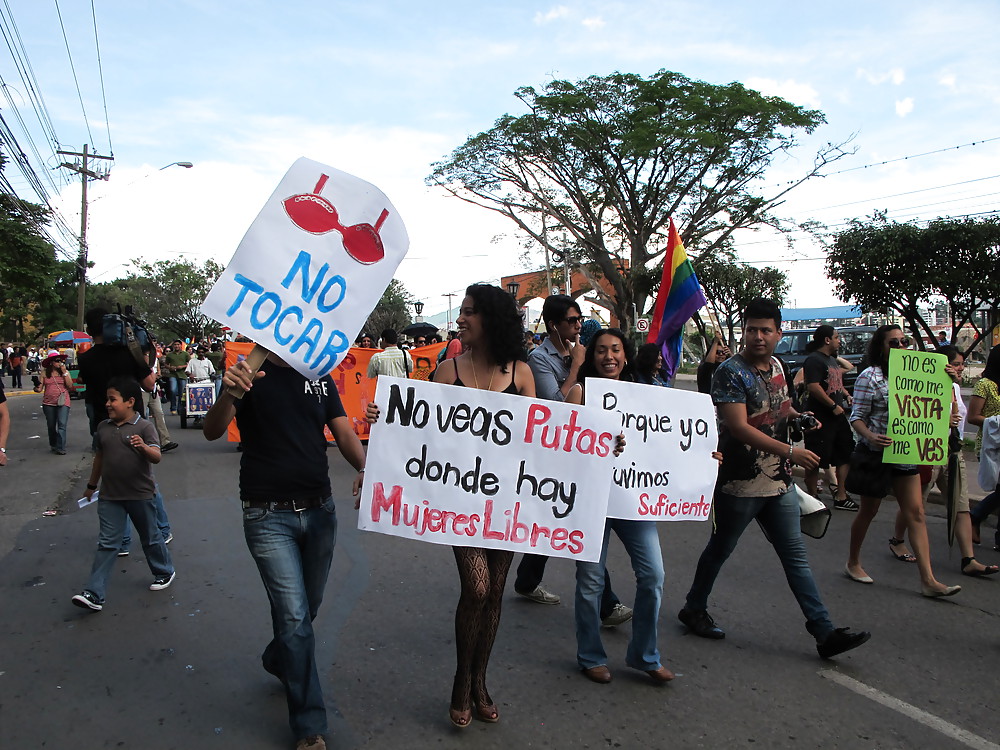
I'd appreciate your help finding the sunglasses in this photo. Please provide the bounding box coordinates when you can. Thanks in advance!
[887,338,904,348]
[563,316,582,325]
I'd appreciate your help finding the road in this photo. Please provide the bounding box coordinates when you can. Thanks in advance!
[1,383,999,750]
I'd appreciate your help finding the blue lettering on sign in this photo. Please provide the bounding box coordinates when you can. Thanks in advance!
[221,251,353,376]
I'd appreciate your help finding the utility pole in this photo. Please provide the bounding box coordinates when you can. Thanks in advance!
[58,144,113,330]
[443,292,457,331]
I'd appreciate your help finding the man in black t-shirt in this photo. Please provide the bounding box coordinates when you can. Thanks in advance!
[203,353,366,750]
[801,325,858,511]
[76,308,156,443]
[0,379,9,466]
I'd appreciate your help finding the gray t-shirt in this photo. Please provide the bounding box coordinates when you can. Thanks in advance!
[95,414,160,501]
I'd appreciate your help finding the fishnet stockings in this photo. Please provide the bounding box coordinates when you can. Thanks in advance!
[450,546,514,711]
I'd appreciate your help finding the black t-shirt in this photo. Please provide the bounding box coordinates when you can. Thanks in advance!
[802,351,846,416]
[697,361,719,395]
[235,360,345,501]
[0,378,6,405]
[77,344,153,408]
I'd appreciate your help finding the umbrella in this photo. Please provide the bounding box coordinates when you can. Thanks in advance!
[401,321,440,338]
[946,426,963,548]
[47,330,93,345]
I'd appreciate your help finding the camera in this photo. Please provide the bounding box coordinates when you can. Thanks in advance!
[789,413,820,443]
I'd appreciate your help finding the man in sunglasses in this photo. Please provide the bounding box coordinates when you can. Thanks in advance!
[515,296,632,627]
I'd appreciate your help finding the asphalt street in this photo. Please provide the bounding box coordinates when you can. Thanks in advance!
[2,383,1000,750]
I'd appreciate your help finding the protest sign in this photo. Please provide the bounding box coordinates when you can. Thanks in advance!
[202,158,409,380]
[884,348,951,465]
[358,377,620,562]
[586,380,718,520]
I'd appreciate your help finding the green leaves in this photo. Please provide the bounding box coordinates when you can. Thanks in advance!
[429,68,845,329]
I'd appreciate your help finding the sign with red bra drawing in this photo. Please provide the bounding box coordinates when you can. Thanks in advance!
[202,158,409,379]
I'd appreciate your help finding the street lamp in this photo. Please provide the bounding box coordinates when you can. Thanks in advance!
[414,300,424,322]
[160,161,194,170]
[506,281,520,299]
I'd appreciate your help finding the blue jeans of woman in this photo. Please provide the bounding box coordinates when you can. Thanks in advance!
[684,486,834,641]
[243,497,337,741]
[42,403,70,452]
[575,518,664,670]
[84,497,174,601]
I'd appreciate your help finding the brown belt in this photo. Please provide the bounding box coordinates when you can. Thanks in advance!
[242,497,325,512]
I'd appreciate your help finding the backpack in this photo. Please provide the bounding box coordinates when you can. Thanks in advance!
[102,307,153,366]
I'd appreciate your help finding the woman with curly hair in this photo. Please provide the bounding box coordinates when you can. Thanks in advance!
[566,329,675,684]
[367,283,534,728]
[845,324,960,596]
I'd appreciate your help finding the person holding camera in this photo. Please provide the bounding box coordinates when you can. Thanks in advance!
[41,350,74,454]
[678,299,870,659]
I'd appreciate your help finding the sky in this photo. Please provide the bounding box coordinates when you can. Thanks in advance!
[3,0,999,324]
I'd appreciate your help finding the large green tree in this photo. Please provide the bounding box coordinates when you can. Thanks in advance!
[362,279,414,339]
[429,69,851,329]
[826,215,1000,355]
[696,256,789,347]
[97,258,225,342]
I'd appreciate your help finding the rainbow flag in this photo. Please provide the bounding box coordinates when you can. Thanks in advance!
[646,218,707,380]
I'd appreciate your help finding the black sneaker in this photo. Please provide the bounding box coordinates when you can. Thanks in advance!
[834,496,860,511]
[72,590,103,611]
[678,608,725,639]
[149,571,176,591]
[161,442,179,453]
[817,627,871,658]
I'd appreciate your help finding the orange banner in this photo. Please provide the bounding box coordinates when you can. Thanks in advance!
[223,341,447,442]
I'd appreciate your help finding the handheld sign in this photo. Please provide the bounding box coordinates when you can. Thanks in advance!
[885,348,951,465]
[201,158,409,380]
[359,377,619,562]
[589,380,718,521]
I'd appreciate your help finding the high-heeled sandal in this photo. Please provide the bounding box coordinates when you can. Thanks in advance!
[473,699,500,723]
[961,557,1000,577]
[889,537,917,563]
[449,706,472,728]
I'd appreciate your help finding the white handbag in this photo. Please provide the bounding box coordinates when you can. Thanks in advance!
[795,484,831,539]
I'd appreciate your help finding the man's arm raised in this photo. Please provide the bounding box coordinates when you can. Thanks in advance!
[203,359,264,440]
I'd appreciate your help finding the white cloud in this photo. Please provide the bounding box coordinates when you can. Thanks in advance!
[534,5,570,24]
[857,67,906,85]
[938,73,957,90]
[581,16,606,30]
[745,77,821,109]
[895,97,914,117]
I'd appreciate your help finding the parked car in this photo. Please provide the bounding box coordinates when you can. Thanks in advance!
[775,326,876,393]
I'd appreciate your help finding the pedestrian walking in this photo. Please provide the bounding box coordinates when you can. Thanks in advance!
[71,377,175,612]
[40,350,73,454]
[203,348,366,750]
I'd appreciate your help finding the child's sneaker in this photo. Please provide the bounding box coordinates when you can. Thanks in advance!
[71,591,103,611]
[149,571,176,591]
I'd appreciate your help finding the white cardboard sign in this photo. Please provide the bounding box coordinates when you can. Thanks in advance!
[201,158,408,379]
[588,380,718,521]
[358,377,620,562]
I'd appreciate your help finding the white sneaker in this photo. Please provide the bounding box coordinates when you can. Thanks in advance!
[601,602,634,628]
[149,571,176,591]
[516,584,560,605]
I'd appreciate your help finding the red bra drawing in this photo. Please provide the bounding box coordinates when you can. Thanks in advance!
[283,173,389,265]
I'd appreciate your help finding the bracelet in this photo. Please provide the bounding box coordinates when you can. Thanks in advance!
[788,444,794,459]
[358,467,366,473]
[87,483,98,490]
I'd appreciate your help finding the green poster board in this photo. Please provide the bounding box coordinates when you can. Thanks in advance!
[884,349,952,465]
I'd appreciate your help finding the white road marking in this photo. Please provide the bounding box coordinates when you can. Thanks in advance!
[820,671,1000,750]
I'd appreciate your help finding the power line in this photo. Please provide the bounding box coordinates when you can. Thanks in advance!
[89,0,112,156]
[801,173,1000,214]
[53,0,94,147]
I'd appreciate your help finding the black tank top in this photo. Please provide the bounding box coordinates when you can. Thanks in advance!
[451,360,518,394]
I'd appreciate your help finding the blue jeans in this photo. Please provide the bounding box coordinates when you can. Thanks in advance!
[243,497,337,741]
[168,376,185,412]
[84,498,174,601]
[121,487,171,552]
[684,486,834,641]
[575,519,664,670]
[43,404,70,452]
